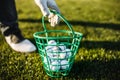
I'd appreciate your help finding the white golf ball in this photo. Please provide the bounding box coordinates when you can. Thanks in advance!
[50,60,60,71]
[66,49,72,58]
[45,45,53,51]
[59,44,66,51]
[46,46,57,58]
[52,46,60,51]
[52,53,59,58]
[45,40,57,50]
[51,46,61,58]
[46,51,53,58]
[48,40,57,45]
[60,60,69,70]
[59,51,67,59]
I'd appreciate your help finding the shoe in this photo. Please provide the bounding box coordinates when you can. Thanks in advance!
[5,36,36,53]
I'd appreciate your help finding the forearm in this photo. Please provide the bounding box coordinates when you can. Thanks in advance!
[34,0,60,27]
[34,0,50,16]
[34,0,60,16]
[47,0,60,13]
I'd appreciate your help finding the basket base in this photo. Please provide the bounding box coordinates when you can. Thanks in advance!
[45,69,69,78]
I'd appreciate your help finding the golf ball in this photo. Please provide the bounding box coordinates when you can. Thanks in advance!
[59,44,66,51]
[66,49,72,58]
[48,40,57,45]
[60,60,69,70]
[50,60,60,71]
[59,51,67,59]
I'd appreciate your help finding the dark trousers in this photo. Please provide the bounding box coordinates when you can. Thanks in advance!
[0,0,24,43]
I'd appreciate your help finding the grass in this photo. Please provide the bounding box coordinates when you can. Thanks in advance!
[0,0,120,80]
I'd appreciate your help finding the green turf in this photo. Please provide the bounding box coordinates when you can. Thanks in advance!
[0,0,120,80]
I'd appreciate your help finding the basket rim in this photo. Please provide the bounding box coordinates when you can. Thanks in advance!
[33,30,83,39]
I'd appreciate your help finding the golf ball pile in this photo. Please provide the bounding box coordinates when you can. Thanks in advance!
[44,40,72,71]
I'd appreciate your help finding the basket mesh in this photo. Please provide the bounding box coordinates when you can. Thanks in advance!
[34,30,82,77]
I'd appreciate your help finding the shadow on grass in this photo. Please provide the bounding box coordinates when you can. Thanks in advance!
[30,36,120,51]
[70,40,120,79]
[69,59,120,80]
[80,40,120,51]
[66,20,120,31]
[19,18,41,23]
[19,19,120,30]
[21,18,120,51]
[29,37,120,79]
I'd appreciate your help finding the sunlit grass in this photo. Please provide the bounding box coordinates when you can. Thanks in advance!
[0,0,120,80]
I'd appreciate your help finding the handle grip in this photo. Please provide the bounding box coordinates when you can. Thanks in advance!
[42,10,75,37]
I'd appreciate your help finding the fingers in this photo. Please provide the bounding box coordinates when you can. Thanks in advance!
[45,0,60,27]
[48,13,60,27]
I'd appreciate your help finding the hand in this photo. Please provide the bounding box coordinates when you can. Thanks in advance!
[34,0,60,27]
[48,12,60,27]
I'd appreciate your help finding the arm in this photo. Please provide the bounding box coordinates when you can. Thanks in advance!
[34,0,60,27]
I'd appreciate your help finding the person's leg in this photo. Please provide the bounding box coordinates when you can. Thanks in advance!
[0,0,24,43]
[0,0,36,52]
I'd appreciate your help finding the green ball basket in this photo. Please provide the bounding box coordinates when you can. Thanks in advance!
[33,10,83,77]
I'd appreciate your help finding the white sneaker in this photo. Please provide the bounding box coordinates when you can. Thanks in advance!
[5,36,36,53]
